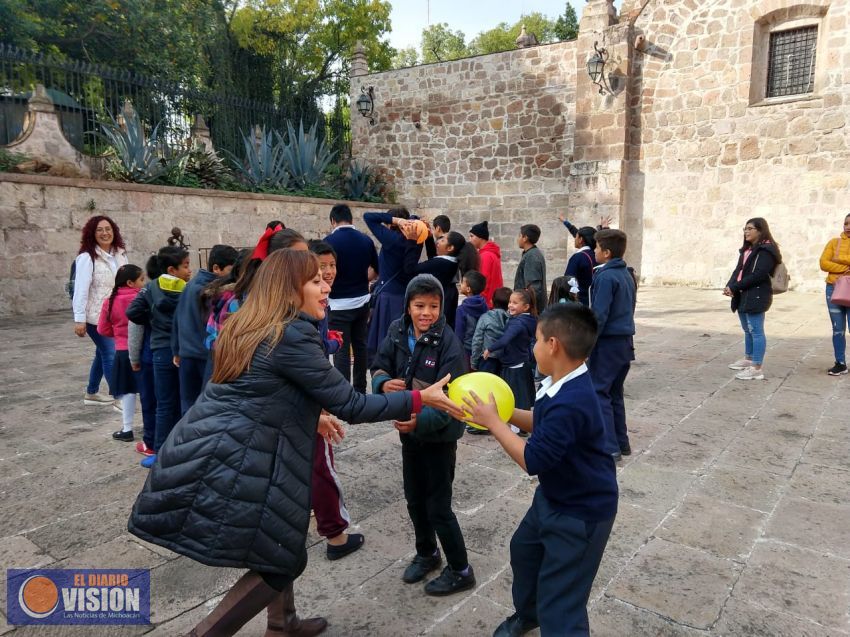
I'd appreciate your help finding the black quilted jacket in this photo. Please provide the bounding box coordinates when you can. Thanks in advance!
[128,315,413,577]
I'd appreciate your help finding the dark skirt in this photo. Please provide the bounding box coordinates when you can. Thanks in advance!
[111,350,138,396]
[501,362,536,410]
[367,290,405,354]
[478,357,502,375]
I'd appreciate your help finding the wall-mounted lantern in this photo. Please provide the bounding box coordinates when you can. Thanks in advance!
[586,42,612,95]
[356,86,375,125]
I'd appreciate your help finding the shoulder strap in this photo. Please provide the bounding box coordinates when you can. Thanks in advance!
[582,251,594,268]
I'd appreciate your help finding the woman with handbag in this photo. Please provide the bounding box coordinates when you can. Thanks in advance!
[724,218,782,381]
[819,213,850,376]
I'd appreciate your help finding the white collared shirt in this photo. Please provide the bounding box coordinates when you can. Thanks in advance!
[535,363,588,401]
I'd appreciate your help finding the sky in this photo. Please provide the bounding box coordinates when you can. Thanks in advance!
[387,1,623,51]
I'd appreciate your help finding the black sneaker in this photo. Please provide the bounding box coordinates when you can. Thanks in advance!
[112,430,134,442]
[424,565,476,596]
[402,552,442,584]
[828,362,849,376]
[465,425,490,436]
[493,613,539,637]
[620,443,632,456]
[612,451,623,462]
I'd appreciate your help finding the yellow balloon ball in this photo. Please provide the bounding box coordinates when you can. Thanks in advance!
[448,372,515,430]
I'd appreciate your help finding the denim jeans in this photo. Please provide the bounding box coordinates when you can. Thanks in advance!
[152,348,181,452]
[178,357,207,415]
[826,284,850,364]
[135,361,157,450]
[85,323,115,396]
[738,311,766,365]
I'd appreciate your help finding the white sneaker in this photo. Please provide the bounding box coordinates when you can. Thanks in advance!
[735,367,765,380]
[728,359,752,370]
[83,393,113,405]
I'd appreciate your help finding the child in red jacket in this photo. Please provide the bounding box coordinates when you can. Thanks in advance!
[98,264,145,442]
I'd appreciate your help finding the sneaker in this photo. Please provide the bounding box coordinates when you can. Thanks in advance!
[728,359,752,370]
[112,400,123,414]
[140,454,157,469]
[828,362,849,376]
[424,565,476,596]
[493,613,540,637]
[112,430,134,442]
[83,393,113,405]
[620,443,632,456]
[735,367,765,380]
[402,552,442,584]
[135,441,155,456]
[465,425,490,436]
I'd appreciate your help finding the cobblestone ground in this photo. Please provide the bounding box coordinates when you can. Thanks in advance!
[1,288,848,636]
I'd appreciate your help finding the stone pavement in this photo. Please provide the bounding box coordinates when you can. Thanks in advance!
[0,287,848,636]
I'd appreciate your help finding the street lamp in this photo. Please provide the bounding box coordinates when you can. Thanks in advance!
[586,42,612,95]
[356,86,375,125]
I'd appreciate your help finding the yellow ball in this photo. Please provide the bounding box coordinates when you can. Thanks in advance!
[448,372,515,430]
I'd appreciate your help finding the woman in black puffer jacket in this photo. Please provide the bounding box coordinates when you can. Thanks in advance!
[724,217,782,381]
[128,250,462,637]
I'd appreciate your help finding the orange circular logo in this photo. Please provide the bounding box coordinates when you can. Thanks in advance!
[19,575,59,618]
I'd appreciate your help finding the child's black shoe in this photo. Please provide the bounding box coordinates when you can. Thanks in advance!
[424,565,475,596]
[112,430,134,442]
[492,613,539,636]
[402,552,442,583]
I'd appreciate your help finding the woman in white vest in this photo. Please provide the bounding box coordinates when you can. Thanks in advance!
[72,215,128,406]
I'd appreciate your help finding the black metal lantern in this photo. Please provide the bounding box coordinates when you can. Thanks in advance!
[586,42,611,95]
[356,86,375,125]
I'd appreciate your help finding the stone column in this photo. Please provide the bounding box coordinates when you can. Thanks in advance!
[350,41,370,147]
[189,114,215,152]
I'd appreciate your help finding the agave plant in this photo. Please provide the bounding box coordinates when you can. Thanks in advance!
[225,126,289,190]
[184,145,234,189]
[281,120,336,190]
[344,159,382,201]
[98,106,182,183]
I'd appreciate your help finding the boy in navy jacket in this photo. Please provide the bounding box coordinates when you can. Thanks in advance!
[560,214,598,306]
[464,303,618,636]
[455,270,489,361]
[171,244,237,415]
[588,229,637,459]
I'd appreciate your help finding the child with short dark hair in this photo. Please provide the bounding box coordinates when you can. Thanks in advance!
[128,256,161,457]
[455,270,489,363]
[471,286,511,373]
[560,215,598,307]
[464,303,618,636]
[371,274,475,596]
[588,229,636,460]
[172,244,238,415]
[126,246,192,468]
[514,224,547,307]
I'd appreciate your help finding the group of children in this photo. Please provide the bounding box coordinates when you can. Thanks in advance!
[92,211,637,636]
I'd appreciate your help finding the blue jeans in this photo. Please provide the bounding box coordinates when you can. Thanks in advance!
[85,323,115,396]
[135,362,157,450]
[738,312,766,365]
[178,357,207,415]
[826,284,850,364]
[152,348,181,452]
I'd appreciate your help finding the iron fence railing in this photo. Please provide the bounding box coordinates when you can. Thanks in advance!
[0,43,350,159]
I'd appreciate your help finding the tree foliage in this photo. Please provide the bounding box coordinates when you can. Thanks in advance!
[420,23,470,64]
[469,13,558,55]
[553,3,580,41]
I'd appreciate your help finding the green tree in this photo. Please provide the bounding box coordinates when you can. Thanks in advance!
[468,13,557,55]
[553,3,579,41]
[393,46,419,68]
[421,23,470,64]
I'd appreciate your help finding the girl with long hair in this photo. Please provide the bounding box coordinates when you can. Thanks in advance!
[414,230,474,328]
[129,249,462,637]
[819,213,850,375]
[724,217,783,380]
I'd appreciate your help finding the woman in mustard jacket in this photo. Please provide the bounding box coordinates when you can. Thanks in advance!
[819,213,850,375]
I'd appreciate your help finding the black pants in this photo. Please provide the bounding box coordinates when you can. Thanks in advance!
[329,305,370,393]
[587,335,634,454]
[401,436,468,571]
[178,356,206,416]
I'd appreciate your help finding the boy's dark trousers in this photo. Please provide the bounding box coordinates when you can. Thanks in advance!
[178,356,207,415]
[152,347,181,452]
[135,362,156,450]
[401,436,468,571]
[511,488,615,635]
[329,305,370,393]
[587,335,634,455]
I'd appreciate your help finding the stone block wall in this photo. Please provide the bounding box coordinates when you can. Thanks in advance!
[351,41,578,281]
[0,174,386,317]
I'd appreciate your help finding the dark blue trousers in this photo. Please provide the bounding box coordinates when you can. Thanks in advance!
[587,335,634,454]
[135,362,156,449]
[178,356,206,415]
[152,347,181,452]
[511,488,615,636]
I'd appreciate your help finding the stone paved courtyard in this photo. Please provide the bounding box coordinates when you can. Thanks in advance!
[1,287,848,636]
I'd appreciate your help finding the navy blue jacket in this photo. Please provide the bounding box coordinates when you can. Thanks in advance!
[525,369,618,521]
[172,269,216,360]
[565,248,596,307]
[364,212,422,296]
[488,312,537,366]
[324,225,379,301]
[126,276,184,352]
[455,294,489,353]
[590,258,636,337]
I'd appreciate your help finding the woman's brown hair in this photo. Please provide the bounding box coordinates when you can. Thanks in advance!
[212,250,319,384]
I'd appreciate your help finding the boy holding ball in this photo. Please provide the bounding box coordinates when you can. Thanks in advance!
[464,303,618,636]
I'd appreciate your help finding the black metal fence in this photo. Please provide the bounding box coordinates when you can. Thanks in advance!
[0,43,350,159]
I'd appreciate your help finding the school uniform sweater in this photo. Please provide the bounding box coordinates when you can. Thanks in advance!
[171,269,216,360]
[488,312,537,367]
[565,247,596,306]
[525,366,618,521]
[590,258,636,337]
[324,224,379,306]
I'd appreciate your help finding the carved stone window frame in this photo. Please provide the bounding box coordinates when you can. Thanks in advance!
[749,4,830,107]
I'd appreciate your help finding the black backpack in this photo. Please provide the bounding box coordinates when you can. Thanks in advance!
[65,260,77,300]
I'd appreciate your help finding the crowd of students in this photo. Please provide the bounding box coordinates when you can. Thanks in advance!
[69,207,850,636]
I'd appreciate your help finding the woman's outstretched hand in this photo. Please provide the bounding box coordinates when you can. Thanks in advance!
[419,374,465,419]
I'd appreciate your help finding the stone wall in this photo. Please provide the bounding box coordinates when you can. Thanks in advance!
[351,41,578,280]
[0,174,386,317]
[627,0,850,291]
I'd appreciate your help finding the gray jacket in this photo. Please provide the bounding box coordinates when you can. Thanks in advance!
[471,308,509,369]
[514,245,547,309]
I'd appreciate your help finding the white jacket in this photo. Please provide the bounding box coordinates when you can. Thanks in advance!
[72,246,128,324]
